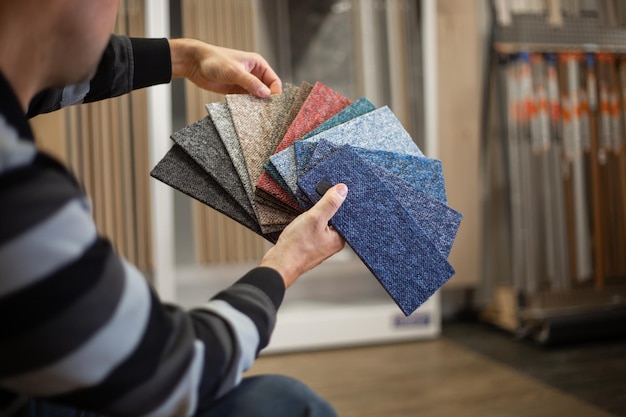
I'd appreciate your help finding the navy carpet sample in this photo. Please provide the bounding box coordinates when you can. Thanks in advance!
[170,116,255,219]
[296,142,461,257]
[368,160,462,259]
[297,140,449,204]
[150,144,279,243]
[297,145,457,316]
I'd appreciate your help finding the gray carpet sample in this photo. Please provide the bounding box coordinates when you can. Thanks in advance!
[170,116,254,219]
[206,101,257,216]
[150,144,279,243]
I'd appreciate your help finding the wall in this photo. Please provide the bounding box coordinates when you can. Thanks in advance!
[437,0,483,288]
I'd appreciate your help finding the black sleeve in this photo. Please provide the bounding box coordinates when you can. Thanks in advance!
[27,35,172,118]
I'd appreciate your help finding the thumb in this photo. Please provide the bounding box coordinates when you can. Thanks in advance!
[309,183,348,224]
[236,71,271,98]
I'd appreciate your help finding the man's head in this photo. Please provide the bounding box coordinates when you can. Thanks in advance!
[0,0,120,107]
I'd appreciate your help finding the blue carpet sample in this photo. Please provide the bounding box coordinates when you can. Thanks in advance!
[301,105,423,155]
[298,141,461,257]
[297,140,448,204]
[369,161,462,259]
[297,145,456,316]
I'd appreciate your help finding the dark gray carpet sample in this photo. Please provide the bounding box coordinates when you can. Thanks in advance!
[150,144,278,243]
[297,145,456,316]
[170,116,254,219]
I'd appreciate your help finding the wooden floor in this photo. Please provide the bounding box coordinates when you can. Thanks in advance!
[246,333,619,416]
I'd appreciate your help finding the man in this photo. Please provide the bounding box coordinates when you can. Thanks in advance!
[0,1,348,417]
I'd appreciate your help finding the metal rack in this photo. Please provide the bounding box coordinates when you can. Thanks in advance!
[480,6,626,344]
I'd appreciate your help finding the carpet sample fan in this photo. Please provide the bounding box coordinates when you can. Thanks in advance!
[151,81,462,316]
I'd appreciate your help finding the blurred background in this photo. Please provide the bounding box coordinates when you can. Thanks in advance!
[30,1,626,416]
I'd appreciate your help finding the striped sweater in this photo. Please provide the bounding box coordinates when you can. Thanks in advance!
[0,35,285,417]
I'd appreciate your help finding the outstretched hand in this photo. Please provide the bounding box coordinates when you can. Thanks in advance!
[168,38,282,98]
[260,184,348,288]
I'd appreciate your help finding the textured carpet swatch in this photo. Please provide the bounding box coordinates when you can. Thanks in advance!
[264,97,376,192]
[226,85,300,231]
[300,97,377,141]
[297,139,448,205]
[269,97,378,197]
[290,106,425,199]
[300,142,460,258]
[152,84,463,315]
[251,81,314,215]
[269,81,314,153]
[149,144,269,240]
[170,116,254,219]
[206,101,257,215]
[226,84,298,186]
[296,145,457,316]
[356,148,447,203]
[371,161,462,259]
[256,82,352,214]
[298,105,423,167]
[255,187,301,215]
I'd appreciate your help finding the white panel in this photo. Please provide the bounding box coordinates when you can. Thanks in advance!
[422,0,439,158]
[145,0,176,302]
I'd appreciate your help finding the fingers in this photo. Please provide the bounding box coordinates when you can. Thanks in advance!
[240,60,282,98]
[173,39,284,97]
[230,67,280,98]
[257,67,282,95]
[307,183,348,226]
[266,78,283,95]
[237,72,272,97]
